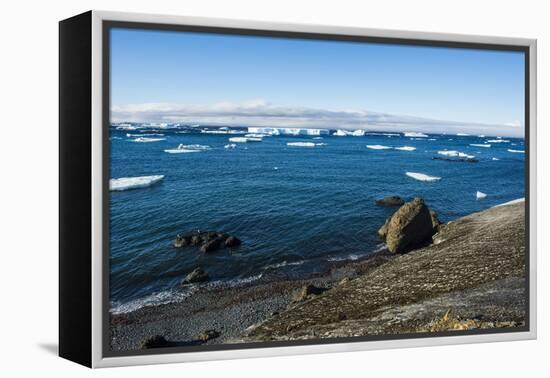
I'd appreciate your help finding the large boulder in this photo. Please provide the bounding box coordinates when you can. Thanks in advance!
[182,267,209,285]
[293,284,325,302]
[379,197,437,253]
[376,196,405,206]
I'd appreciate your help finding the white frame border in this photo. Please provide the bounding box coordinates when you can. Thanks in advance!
[91,10,537,368]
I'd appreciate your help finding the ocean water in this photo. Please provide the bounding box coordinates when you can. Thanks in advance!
[109,126,525,313]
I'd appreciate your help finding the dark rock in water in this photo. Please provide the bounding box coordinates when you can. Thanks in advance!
[174,234,192,247]
[190,234,203,245]
[294,284,325,302]
[383,197,436,254]
[141,335,168,349]
[199,329,220,342]
[174,230,240,252]
[200,238,223,253]
[182,267,209,284]
[376,196,405,206]
[224,235,241,248]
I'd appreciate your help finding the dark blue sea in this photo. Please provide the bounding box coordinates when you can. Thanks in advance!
[109,126,525,313]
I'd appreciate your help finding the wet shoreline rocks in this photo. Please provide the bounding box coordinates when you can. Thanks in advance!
[378,197,440,254]
[182,267,209,285]
[174,230,241,253]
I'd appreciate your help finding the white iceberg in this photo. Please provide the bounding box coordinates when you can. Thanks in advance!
[229,137,262,143]
[437,150,475,159]
[492,157,500,161]
[366,145,391,150]
[406,172,441,182]
[110,175,164,191]
[508,149,525,153]
[333,129,350,136]
[476,191,487,199]
[287,142,326,147]
[470,143,491,148]
[164,144,210,154]
[395,146,416,151]
[132,137,165,143]
[487,139,510,143]
[404,132,428,138]
[456,133,470,136]
[333,129,366,137]
[244,133,267,138]
[126,133,164,137]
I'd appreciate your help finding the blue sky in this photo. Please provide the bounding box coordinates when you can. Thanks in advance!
[110,28,525,136]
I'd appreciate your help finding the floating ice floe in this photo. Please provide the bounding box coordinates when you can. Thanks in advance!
[164,144,210,154]
[395,146,416,151]
[508,149,525,153]
[110,175,164,191]
[406,172,441,182]
[487,139,510,143]
[470,143,491,148]
[126,133,164,137]
[244,133,267,138]
[287,142,326,147]
[476,191,487,200]
[437,150,475,159]
[456,133,470,136]
[224,143,237,149]
[116,124,137,130]
[404,132,429,138]
[492,157,500,161]
[229,137,262,143]
[132,137,166,143]
[366,145,392,150]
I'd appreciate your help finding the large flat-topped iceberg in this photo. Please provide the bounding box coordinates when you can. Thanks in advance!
[247,127,330,136]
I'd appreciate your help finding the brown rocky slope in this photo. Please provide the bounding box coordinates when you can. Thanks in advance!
[238,200,526,341]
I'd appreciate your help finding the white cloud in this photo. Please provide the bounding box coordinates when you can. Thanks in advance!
[111,99,524,137]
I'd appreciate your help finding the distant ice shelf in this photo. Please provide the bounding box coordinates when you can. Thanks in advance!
[247,127,330,136]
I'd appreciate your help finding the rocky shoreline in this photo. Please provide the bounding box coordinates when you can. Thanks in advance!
[110,199,526,351]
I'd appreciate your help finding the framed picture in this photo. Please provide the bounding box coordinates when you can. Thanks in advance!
[59,10,537,368]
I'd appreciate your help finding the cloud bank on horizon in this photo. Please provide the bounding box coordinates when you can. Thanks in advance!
[112,99,524,138]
